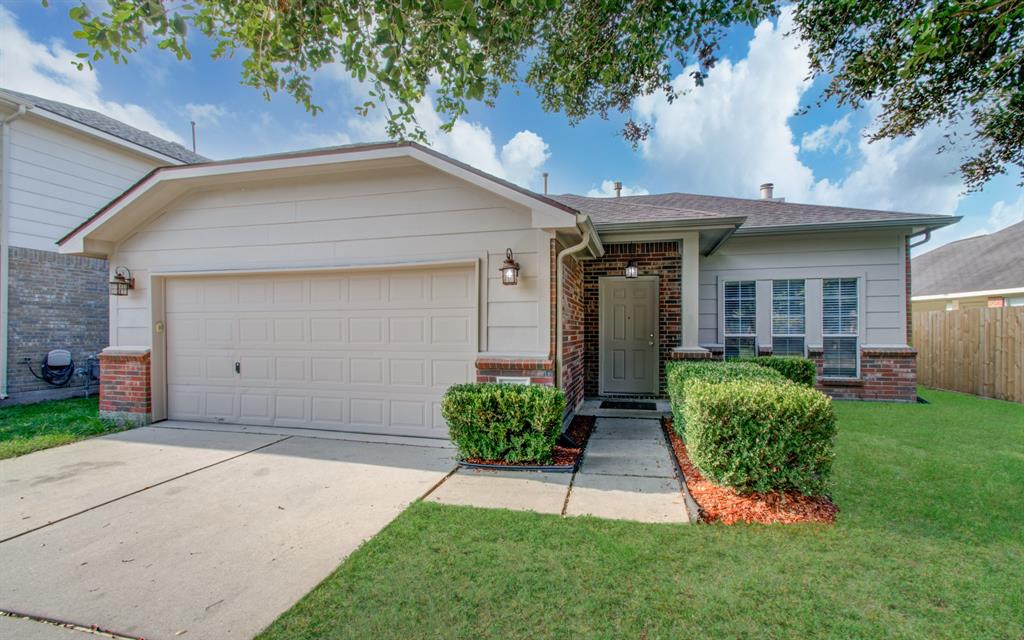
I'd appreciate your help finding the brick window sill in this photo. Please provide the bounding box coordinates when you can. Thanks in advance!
[819,377,864,387]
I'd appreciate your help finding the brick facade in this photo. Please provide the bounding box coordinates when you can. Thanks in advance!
[3,246,109,405]
[582,241,681,396]
[560,250,586,412]
[809,346,917,402]
[475,357,555,386]
[98,347,152,425]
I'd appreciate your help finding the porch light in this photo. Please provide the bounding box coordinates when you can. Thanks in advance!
[500,248,520,285]
[624,261,639,279]
[109,266,135,296]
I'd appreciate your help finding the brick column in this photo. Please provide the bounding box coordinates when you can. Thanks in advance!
[98,347,152,426]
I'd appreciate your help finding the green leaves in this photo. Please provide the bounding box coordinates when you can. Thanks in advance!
[53,0,1022,188]
[441,383,566,464]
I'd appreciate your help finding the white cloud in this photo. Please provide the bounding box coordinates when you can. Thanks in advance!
[586,180,650,197]
[800,114,851,153]
[185,103,228,125]
[343,93,550,189]
[634,7,814,200]
[0,6,182,143]
[984,193,1024,231]
[634,6,969,217]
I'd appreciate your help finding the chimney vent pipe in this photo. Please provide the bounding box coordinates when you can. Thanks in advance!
[543,172,549,195]
[614,181,623,198]
[759,182,774,200]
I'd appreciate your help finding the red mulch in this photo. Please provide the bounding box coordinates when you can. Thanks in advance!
[463,415,596,468]
[662,417,837,525]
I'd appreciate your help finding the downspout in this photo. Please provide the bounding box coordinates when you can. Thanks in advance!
[555,215,594,392]
[1,104,29,399]
[908,229,931,249]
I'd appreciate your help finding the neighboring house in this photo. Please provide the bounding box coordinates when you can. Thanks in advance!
[911,221,1024,312]
[58,142,958,434]
[0,89,206,404]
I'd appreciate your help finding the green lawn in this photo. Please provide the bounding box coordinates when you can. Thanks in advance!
[260,389,1024,640]
[0,396,127,459]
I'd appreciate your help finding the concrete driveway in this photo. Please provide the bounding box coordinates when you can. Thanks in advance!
[0,424,454,639]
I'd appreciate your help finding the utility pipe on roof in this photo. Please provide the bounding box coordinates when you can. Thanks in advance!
[1,104,30,399]
[555,216,593,397]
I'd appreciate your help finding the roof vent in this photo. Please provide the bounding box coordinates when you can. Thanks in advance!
[614,181,623,198]
[759,182,774,200]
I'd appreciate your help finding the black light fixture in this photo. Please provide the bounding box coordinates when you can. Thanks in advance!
[109,266,135,296]
[624,260,639,279]
[500,248,520,286]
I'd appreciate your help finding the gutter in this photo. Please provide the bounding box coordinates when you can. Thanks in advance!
[732,216,961,236]
[1,104,30,399]
[907,229,931,249]
[555,215,600,397]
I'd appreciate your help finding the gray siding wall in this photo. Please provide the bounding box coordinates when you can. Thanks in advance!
[698,230,908,348]
[2,246,108,404]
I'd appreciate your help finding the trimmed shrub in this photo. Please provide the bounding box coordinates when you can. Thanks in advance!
[683,380,836,495]
[738,355,817,387]
[441,383,566,463]
[666,361,786,435]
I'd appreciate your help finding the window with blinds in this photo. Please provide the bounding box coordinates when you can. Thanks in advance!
[823,277,858,377]
[724,280,756,359]
[772,279,805,356]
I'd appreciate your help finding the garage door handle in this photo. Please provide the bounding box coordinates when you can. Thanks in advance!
[235,361,241,374]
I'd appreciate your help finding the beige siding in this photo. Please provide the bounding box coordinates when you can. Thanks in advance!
[7,117,160,251]
[699,230,908,347]
[109,165,553,356]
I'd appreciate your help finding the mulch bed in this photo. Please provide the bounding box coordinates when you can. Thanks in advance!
[461,415,596,470]
[662,417,838,525]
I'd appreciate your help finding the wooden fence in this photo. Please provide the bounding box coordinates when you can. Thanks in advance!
[913,307,1023,403]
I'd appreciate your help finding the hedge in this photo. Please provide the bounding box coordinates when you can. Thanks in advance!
[666,361,786,435]
[738,355,817,387]
[683,380,836,495]
[441,383,566,463]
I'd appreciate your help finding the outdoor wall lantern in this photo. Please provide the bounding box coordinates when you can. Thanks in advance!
[109,266,135,296]
[500,248,520,286]
[624,261,639,279]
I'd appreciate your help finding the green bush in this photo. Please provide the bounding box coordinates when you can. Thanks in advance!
[738,355,817,387]
[666,361,786,435]
[441,383,566,463]
[683,380,836,495]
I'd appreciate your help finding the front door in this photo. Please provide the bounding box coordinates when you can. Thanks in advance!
[600,277,658,394]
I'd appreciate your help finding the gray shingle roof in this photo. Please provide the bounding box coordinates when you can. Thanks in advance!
[552,192,954,230]
[912,221,1024,296]
[1,89,208,164]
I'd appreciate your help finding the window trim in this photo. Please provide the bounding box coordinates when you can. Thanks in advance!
[771,279,806,357]
[822,277,860,378]
[723,280,757,359]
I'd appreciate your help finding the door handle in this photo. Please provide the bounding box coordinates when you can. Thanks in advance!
[235,361,241,374]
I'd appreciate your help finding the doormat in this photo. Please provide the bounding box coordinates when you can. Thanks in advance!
[600,400,657,411]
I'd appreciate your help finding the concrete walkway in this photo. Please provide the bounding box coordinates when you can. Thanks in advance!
[427,417,691,523]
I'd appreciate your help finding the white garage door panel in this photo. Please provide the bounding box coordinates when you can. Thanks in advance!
[165,267,475,436]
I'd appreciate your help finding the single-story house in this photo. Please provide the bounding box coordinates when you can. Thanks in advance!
[58,142,959,436]
[912,220,1024,312]
[0,89,206,404]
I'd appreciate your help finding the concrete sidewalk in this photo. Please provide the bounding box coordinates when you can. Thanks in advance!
[427,417,692,523]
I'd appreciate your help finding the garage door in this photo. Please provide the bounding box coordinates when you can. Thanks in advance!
[165,266,476,437]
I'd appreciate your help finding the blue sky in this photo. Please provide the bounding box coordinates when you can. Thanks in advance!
[1,2,1021,254]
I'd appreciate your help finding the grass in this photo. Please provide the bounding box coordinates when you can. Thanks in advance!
[259,388,1024,640]
[0,396,127,459]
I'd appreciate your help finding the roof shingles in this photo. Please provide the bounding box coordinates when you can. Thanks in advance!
[2,89,208,164]
[911,221,1024,296]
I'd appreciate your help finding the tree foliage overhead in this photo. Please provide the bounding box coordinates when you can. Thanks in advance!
[59,0,1023,189]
